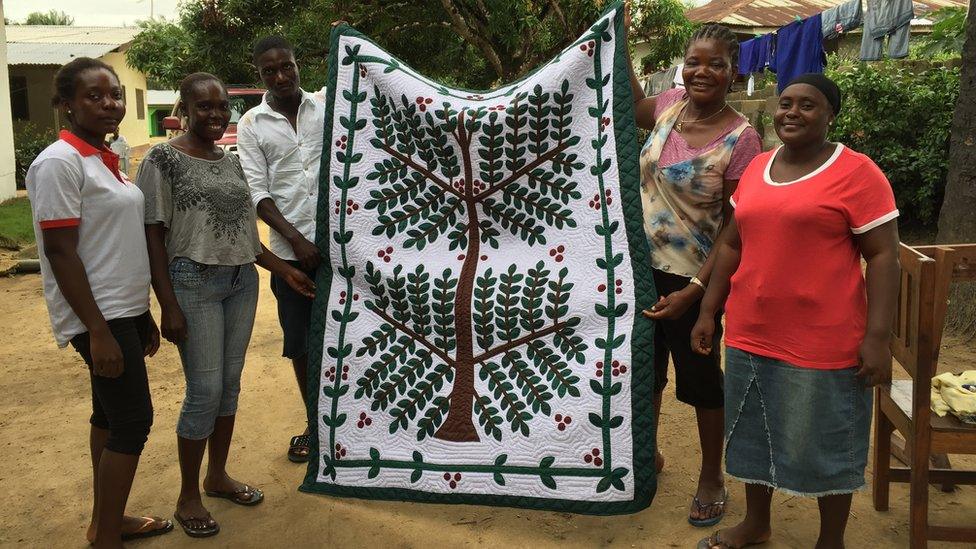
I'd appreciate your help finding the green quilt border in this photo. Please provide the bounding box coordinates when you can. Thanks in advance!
[300,0,657,515]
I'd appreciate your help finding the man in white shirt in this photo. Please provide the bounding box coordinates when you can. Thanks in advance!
[238,35,324,464]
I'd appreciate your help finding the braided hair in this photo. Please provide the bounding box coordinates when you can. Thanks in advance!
[686,23,739,71]
[50,57,120,107]
[178,72,225,114]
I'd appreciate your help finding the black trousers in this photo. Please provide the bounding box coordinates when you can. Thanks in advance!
[652,268,725,409]
[70,312,154,456]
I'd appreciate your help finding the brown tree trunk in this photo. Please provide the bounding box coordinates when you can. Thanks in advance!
[435,111,481,441]
[936,9,976,338]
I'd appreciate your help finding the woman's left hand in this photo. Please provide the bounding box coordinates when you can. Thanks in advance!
[144,314,161,358]
[642,285,703,320]
[856,334,892,387]
[284,267,316,299]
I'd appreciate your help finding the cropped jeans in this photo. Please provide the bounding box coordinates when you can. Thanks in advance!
[169,258,258,440]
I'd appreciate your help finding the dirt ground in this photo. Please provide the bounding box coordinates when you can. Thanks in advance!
[1,229,975,548]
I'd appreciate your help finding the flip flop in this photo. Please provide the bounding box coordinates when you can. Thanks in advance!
[121,516,174,541]
[689,488,728,528]
[174,512,219,538]
[204,484,264,506]
[288,433,310,463]
[697,530,769,549]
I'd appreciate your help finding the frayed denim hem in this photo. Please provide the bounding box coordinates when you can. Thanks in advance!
[725,473,866,498]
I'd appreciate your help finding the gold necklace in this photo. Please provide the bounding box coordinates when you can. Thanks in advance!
[674,104,728,133]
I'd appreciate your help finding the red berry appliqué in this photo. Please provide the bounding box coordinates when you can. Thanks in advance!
[583,447,602,466]
[554,413,573,431]
[594,361,604,378]
[580,40,596,57]
[589,192,602,210]
[357,411,372,429]
[615,278,623,295]
[605,188,613,205]
[444,472,462,489]
[548,245,565,262]
[327,366,337,382]
[334,134,348,150]
[377,246,395,263]
[415,96,434,112]
[359,66,367,78]
[334,443,347,460]
[611,359,628,377]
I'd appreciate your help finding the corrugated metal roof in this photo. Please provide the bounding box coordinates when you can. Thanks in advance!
[686,0,968,28]
[4,25,140,45]
[6,42,120,66]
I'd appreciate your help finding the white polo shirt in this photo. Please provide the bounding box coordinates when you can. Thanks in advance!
[27,130,151,347]
[237,88,325,261]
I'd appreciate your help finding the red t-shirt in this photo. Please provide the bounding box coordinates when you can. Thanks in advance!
[725,145,899,369]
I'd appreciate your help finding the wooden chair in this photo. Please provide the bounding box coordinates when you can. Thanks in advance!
[873,243,976,547]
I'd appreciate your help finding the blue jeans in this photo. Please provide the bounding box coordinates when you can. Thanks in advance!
[170,258,258,440]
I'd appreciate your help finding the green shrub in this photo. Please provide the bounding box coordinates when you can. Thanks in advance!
[827,60,959,228]
[14,123,57,189]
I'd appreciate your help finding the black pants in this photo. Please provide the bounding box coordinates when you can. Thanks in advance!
[270,260,316,360]
[70,312,154,456]
[652,269,724,409]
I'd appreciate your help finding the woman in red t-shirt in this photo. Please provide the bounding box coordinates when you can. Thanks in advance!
[691,74,900,549]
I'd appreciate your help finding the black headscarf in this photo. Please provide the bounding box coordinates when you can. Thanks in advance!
[784,73,842,116]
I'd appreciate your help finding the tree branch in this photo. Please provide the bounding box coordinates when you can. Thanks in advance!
[369,304,456,367]
[381,144,464,199]
[473,321,566,364]
[439,0,506,79]
[475,141,571,200]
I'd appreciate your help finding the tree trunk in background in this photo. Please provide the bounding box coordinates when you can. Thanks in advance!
[935,8,976,338]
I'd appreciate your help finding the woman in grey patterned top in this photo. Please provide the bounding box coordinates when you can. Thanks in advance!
[136,73,315,538]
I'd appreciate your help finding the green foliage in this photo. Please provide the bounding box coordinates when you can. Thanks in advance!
[126,0,612,90]
[917,7,967,58]
[630,0,697,72]
[13,123,57,189]
[23,10,74,25]
[827,59,960,227]
[0,198,36,248]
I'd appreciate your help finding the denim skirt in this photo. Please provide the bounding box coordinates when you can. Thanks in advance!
[724,346,872,497]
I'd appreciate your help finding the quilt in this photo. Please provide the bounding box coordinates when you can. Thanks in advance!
[301,1,657,514]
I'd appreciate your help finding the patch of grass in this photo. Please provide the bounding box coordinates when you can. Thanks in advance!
[0,197,35,248]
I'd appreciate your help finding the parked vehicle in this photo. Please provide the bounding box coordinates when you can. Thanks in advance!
[162,86,265,156]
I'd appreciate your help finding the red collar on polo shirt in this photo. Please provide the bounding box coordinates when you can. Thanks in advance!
[59,130,123,183]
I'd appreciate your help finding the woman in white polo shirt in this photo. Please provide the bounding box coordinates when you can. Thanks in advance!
[27,58,173,547]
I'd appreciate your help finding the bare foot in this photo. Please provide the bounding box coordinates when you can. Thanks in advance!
[655,451,665,473]
[699,520,771,548]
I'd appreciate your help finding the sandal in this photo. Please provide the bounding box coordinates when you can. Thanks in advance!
[87,516,174,544]
[122,516,173,541]
[697,530,769,549]
[689,488,728,528]
[205,484,264,506]
[288,433,310,463]
[174,512,219,538]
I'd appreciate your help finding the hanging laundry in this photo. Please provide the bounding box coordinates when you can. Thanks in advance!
[738,33,774,74]
[860,0,914,60]
[821,0,864,40]
[931,371,976,425]
[646,65,679,95]
[770,15,826,93]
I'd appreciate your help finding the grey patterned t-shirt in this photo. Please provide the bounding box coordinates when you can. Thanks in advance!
[136,142,263,265]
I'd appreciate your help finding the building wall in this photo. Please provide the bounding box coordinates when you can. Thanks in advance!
[7,51,150,150]
[0,8,17,200]
[102,51,149,147]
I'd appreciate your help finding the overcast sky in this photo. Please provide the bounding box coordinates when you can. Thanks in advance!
[4,0,180,27]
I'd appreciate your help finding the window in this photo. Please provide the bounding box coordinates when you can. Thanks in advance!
[136,89,145,120]
[9,76,28,120]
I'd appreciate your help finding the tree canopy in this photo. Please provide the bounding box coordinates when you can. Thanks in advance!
[23,10,74,25]
[126,0,693,90]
